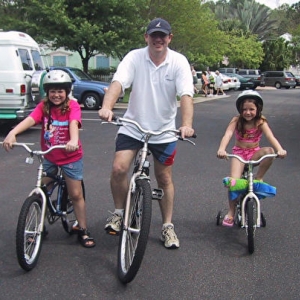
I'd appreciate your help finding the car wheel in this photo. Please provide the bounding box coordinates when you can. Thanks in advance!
[82,92,101,110]
[275,82,281,89]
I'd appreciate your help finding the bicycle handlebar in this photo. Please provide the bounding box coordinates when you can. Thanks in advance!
[102,117,196,145]
[0,142,66,156]
[226,153,278,165]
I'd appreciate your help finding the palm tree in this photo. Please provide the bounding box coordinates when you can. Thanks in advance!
[215,0,278,40]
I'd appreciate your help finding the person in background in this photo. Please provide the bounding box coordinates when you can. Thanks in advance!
[191,65,199,94]
[215,70,226,96]
[201,71,209,97]
[99,18,195,249]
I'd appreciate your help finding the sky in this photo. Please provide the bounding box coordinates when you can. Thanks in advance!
[256,0,299,9]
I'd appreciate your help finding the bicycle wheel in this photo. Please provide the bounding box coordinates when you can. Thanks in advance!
[117,179,152,284]
[245,199,255,254]
[16,195,43,271]
[61,181,85,234]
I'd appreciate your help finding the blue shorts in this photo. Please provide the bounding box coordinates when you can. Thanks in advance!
[116,134,177,166]
[43,158,83,180]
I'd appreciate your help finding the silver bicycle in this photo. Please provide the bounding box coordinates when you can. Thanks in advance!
[103,117,196,283]
[1,142,82,271]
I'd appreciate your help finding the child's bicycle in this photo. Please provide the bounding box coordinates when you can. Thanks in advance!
[0,142,83,271]
[103,117,196,284]
[216,153,278,254]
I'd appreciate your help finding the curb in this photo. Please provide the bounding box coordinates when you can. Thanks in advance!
[114,94,229,109]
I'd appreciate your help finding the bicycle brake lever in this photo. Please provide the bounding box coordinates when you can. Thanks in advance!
[178,137,196,145]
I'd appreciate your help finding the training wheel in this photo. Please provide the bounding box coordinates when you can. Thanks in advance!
[216,211,222,226]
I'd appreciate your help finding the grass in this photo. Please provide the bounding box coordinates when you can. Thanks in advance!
[120,89,201,103]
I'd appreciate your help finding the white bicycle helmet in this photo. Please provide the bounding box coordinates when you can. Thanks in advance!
[43,70,72,93]
[236,90,263,113]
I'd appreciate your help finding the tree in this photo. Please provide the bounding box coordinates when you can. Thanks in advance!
[147,0,229,69]
[0,0,148,72]
[260,38,293,71]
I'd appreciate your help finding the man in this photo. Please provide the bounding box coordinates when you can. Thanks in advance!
[98,18,194,249]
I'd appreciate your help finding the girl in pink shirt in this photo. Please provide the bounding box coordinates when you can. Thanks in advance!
[3,70,95,247]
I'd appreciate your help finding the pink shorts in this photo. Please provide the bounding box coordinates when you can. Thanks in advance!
[232,146,260,161]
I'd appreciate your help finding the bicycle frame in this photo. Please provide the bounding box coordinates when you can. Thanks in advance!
[1,142,67,233]
[103,117,195,231]
[123,134,151,232]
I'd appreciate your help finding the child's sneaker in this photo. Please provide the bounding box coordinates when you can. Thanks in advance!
[222,215,234,227]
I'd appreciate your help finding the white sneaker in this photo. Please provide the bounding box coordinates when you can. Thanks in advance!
[104,213,122,235]
[161,224,180,249]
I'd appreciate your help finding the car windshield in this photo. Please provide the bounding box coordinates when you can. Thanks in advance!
[71,68,92,80]
[225,73,241,79]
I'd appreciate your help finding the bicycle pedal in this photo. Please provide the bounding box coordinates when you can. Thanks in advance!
[105,229,119,236]
[152,188,164,200]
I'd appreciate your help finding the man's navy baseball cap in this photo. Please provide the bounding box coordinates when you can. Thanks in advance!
[146,18,172,35]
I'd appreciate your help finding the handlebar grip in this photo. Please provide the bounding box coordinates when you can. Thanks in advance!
[192,133,197,138]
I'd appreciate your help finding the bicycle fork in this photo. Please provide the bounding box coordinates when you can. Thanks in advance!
[241,193,261,229]
[28,162,48,235]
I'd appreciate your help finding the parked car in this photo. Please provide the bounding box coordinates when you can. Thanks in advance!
[219,68,264,89]
[294,75,300,86]
[261,71,296,89]
[50,66,110,110]
[286,72,300,88]
[222,73,240,90]
[223,73,255,90]
[236,69,264,89]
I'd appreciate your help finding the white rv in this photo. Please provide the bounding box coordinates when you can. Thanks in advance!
[0,31,45,123]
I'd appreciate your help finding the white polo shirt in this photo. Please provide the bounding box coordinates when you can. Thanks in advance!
[112,46,194,143]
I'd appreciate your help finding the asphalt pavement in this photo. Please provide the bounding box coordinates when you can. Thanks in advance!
[0,88,299,299]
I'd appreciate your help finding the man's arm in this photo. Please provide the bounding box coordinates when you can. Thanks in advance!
[98,81,123,121]
[179,95,194,138]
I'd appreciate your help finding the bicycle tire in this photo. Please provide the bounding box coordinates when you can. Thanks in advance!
[117,179,152,284]
[16,195,43,271]
[261,212,266,227]
[216,211,222,226]
[61,181,85,234]
[246,199,255,254]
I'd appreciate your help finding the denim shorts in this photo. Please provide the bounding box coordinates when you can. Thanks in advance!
[43,158,83,180]
[116,134,177,166]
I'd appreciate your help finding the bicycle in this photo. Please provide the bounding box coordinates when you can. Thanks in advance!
[0,142,83,271]
[102,117,196,284]
[216,153,277,254]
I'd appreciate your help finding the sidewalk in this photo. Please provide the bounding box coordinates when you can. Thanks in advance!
[114,86,278,109]
[114,94,228,109]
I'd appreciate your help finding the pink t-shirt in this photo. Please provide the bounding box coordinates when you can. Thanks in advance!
[30,100,83,166]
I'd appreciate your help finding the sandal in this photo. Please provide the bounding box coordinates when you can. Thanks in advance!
[78,228,96,248]
[222,215,234,227]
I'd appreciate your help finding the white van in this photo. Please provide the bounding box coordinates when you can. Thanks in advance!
[0,31,45,123]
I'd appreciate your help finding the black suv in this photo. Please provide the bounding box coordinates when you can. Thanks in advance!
[50,66,110,110]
